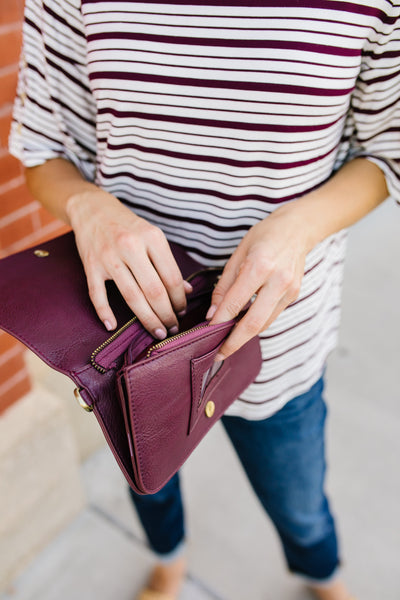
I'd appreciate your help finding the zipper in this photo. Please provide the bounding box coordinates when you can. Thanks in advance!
[186,266,222,284]
[90,267,221,371]
[146,323,210,358]
[146,268,221,357]
[91,316,137,373]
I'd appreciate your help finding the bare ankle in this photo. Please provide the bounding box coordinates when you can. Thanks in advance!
[147,555,187,597]
[308,579,354,600]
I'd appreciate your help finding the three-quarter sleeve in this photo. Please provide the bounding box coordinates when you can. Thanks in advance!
[9,0,97,181]
[348,4,400,204]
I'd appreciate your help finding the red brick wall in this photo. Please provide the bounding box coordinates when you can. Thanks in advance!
[0,2,70,415]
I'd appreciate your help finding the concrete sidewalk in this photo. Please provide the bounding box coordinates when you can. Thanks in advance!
[1,200,399,600]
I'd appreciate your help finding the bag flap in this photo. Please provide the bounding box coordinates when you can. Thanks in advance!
[0,231,201,376]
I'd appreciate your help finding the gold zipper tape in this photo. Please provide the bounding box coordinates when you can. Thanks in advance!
[90,267,221,372]
[146,323,210,358]
[90,316,137,373]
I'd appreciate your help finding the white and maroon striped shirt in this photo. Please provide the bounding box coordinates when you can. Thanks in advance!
[10,0,400,419]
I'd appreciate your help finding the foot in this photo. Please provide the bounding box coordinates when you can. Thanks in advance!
[308,579,355,600]
[141,555,187,599]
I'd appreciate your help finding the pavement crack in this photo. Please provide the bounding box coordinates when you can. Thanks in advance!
[89,503,227,600]
[89,502,145,546]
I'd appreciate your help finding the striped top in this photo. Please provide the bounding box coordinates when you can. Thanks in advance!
[10,0,400,419]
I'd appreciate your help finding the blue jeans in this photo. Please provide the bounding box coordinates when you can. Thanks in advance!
[128,377,340,582]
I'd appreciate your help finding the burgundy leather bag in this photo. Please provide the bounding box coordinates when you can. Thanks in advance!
[0,232,262,494]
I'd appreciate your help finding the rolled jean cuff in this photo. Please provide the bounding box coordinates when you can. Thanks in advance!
[290,564,341,588]
[152,538,187,564]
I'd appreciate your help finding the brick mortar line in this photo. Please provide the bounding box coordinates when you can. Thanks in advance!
[0,367,28,397]
[0,146,15,159]
[0,103,13,119]
[0,201,39,228]
[2,220,64,255]
[0,345,22,367]
[0,63,19,77]
[89,502,226,600]
[0,175,25,196]
[0,22,22,36]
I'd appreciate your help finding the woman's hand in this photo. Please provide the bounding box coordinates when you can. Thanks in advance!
[66,189,192,339]
[206,158,389,361]
[206,205,310,360]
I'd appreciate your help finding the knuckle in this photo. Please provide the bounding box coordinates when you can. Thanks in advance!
[89,296,110,319]
[242,315,261,336]
[145,282,165,301]
[146,224,164,242]
[278,268,294,290]
[87,281,99,301]
[225,298,243,317]
[96,306,111,320]
[85,251,98,269]
[211,287,225,303]
[110,261,123,273]
[250,254,274,278]
[288,281,301,302]
[167,272,183,290]
[120,284,138,306]
[115,230,135,249]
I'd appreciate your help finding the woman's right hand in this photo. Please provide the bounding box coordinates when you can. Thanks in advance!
[66,188,192,339]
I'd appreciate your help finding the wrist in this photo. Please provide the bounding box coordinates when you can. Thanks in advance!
[273,158,389,255]
[66,186,115,228]
[271,200,319,256]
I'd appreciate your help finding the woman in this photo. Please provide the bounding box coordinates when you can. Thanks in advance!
[10,0,400,598]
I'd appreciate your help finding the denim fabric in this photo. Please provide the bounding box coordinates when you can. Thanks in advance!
[128,376,340,580]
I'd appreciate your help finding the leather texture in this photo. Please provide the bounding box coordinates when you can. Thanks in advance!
[0,232,262,494]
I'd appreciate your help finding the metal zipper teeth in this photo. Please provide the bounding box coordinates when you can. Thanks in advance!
[186,266,222,283]
[90,316,137,373]
[147,323,210,358]
[90,267,220,371]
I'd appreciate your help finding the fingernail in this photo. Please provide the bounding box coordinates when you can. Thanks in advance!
[184,281,193,293]
[104,320,114,331]
[177,309,186,317]
[214,352,225,362]
[154,328,167,340]
[206,304,217,320]
[169,325,179,335]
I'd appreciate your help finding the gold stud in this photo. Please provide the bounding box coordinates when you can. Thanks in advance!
[34,249,49,257]
[74,388,93,412]
[205,400,215,418]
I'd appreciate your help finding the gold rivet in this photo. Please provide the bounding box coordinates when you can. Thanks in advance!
[205,400,215,418]
[74,388,93,412]
[34,249,49,257]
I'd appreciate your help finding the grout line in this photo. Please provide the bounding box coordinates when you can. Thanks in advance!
[88,502,226,600]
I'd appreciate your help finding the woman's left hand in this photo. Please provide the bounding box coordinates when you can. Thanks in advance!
[207,205,311,361]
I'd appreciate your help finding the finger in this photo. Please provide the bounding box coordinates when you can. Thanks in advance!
[214,281,288,360]
[258,282,301,334]
[110,261,173,339]
[124,249,180,331]
[207,249,245,315]
[86,269,118,331]
[208,259,264,326]
[147,236,189,315]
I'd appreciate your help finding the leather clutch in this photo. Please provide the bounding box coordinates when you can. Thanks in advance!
[0,232,262,494]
